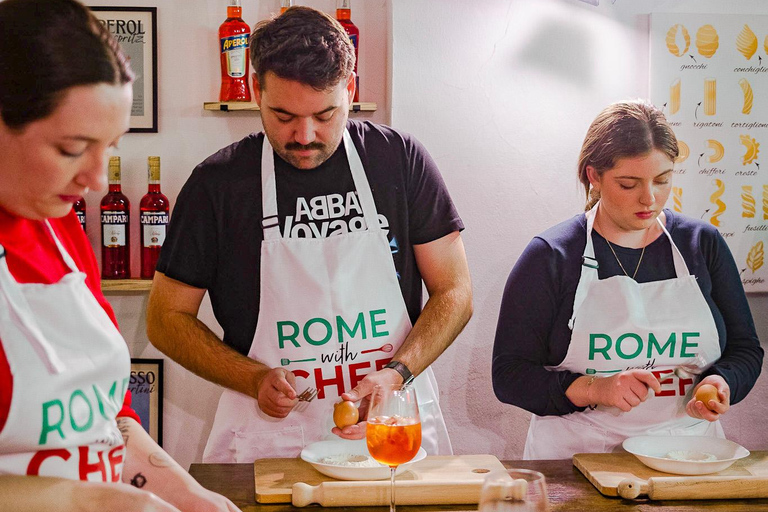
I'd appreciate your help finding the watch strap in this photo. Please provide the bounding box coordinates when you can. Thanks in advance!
[384,360,414,387]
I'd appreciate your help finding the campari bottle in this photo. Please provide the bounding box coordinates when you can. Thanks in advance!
[336,0,359,102]
[101,156,130,279]
[139,156,170,279]
[280,0,293,14]
[219,0,251,102]
[73,197,86,231]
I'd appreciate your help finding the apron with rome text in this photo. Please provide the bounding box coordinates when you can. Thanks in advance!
[524,203,723,460]
[0,221,130,480]
[203,130,452,462]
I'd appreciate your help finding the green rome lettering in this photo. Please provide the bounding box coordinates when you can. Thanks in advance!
[589,333,612,361]
[370,309,389,338]
[337,312,366,343]
[615,333,643,360]
[647,332,676,358]
[93,381,121,421]
[277,321,300,349]
[681,332,700,358]
[39,399,65,445]
[69,389,93,433]
[303,317,332,346]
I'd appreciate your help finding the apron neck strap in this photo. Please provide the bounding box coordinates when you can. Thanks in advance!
[0,242,66,374]
[569,203,691,330]
[260,129,381,240]
[44,220,80,274]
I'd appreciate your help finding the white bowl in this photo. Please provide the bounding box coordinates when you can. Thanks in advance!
[622,435,749,475]
[300,438,427,481]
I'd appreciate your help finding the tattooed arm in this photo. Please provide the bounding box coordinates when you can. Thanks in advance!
[117,417,240,512]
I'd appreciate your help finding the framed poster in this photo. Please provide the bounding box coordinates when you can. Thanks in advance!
[129,358,163,446]
[650,13,768,292]
[90,7,158,133]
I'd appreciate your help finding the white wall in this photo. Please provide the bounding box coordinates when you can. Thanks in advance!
[90,0,768,470]
[392,0,768,459]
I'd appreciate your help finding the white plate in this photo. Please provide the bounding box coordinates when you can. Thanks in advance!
[300,438,427,481]
[622,435,750,475]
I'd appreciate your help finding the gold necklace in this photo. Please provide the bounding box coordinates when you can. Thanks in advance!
[597,213,652,280]
[606,240,645,279]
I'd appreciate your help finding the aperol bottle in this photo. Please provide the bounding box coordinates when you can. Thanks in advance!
[101,156,130,279]
[139,156,170,279]
[336,0,359,102]
[280,0,293,14]
[219,0,251,102]
[73,197,86,231]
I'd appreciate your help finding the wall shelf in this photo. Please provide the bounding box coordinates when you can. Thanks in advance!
[203,101,377,112]
[102,279,153,293]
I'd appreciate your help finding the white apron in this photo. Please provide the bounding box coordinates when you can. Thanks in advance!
[204,130,452,462]
[0,221,130,480]
[524,203,722,459]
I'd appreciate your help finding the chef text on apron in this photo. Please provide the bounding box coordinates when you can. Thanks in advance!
[524,203,722,459]
[0,222,130,480]
[204,130,452,462]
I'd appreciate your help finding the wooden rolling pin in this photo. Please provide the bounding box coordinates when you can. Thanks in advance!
[292,480,483,507]
[617,476,768,500]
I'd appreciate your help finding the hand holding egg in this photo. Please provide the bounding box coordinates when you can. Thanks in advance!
[333,400,359,429]
[687,376,730,421]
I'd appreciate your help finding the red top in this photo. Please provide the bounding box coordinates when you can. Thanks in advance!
[0,208,140,433]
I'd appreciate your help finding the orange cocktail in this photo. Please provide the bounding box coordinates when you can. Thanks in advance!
[366,416,422,466]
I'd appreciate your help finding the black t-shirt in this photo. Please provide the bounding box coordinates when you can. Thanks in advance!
[157,120,464,355]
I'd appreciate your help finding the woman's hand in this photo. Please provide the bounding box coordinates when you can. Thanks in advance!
[0,475,183,512]
[686,375,730,422]
[589,370,662,412]
[169,484,241,512]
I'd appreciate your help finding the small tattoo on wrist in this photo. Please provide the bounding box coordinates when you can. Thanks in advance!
[130,473,147,488]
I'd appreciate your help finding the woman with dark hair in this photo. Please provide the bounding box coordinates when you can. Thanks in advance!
[492,100,763,459]
[0,0,238,509]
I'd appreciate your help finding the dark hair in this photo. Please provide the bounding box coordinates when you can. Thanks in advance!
[250,6,355,91]
[0,0,134,130]
[577,100,679,210]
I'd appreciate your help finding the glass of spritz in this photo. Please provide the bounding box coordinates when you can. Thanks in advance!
[366,384,421,512]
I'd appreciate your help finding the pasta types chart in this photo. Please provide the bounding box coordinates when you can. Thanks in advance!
[651,13,768,292]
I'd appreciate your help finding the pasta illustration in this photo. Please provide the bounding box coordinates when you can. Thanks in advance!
[742,186,755,218]
[673,187,683,213]
[736,24,758,59]
[763,185,768,220]
[666,24,690,56]
[704,78,716,116]
[740,134,760,165]
[676,140,689,163]
[707,139,724,163]
[670,79,681,115]
[710,179,726,227]
[747,241,764,274]
[696,24,719,58]
[739,78,753,114]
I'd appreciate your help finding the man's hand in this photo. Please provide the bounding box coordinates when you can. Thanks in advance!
[590,370,662,412]
[330,368,403,439]
[686,375,730,422]
[256,368,298,418]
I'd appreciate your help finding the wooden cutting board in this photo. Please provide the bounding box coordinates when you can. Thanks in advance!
[254,455,506,507]
[574,451,768,500]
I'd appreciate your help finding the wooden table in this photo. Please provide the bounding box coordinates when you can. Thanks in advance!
[189,460,768,511]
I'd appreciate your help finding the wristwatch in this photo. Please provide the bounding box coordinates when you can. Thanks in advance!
[384,360,415,387]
